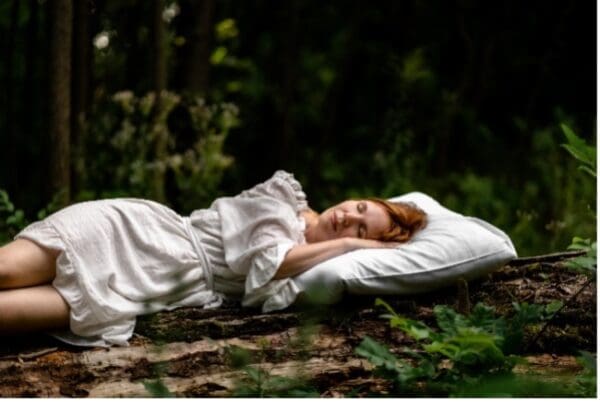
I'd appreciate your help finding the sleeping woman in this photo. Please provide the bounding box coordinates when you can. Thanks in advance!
[0,171,427,346]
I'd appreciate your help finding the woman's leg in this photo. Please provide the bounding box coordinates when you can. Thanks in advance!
[0,238,60,289]
[0,285,70,334]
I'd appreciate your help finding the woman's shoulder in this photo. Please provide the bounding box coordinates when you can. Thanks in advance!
[251,170,308,211]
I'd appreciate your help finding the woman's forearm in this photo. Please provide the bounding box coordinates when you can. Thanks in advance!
[274,237,402,280]
[274,238,354,279]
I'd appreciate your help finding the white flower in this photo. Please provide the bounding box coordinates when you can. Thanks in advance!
[93,32,110,49]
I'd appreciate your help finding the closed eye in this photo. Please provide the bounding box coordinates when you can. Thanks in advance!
[357,201,367,213]
[356,202,367,237]
[358,224,367,238]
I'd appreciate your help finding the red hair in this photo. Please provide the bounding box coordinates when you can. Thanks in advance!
[369,198,427,242]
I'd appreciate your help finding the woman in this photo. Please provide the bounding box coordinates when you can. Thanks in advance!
[0,171,426,346]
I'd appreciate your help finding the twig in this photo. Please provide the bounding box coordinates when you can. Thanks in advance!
[525,276,594,352]
[0,347,58,362]
[508,250,586,267]
[456,278,471,315]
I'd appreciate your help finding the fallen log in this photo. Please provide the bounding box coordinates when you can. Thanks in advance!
[0,254,595,397]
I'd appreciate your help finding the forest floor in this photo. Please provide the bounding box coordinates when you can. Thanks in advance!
[0,253,596,397]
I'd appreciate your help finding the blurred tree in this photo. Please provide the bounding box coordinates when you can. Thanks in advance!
[3,0,19,205]
[0,0,594,255]
[276,0,299,167]
[48,0,73,206]
[179,0,214,94]
[151,0,168,202]
[71,0,93,195]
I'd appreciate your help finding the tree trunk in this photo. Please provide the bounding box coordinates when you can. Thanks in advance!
[0,255,594,397]
[277,0,299,167]
[3,0,19,201]
[182,0,214,94]
[23,0,41,207]
[310,4,361,197]
[71,0,92,196]
[152,0,167,96]
[151,0,168,203]
[48,0,73,206]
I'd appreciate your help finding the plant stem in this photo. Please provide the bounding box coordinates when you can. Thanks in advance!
[525,276,594,352]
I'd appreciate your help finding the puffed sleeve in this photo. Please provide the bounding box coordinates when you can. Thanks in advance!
[211,170,308,309]
[237,170,308,212]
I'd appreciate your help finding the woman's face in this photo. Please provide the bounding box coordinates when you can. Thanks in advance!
[310,200,391,242]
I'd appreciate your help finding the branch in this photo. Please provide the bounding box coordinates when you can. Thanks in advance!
[508,250,586,267]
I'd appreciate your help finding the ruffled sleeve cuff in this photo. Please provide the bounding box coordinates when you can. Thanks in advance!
[244,240,295,291]
[272,170,309,212]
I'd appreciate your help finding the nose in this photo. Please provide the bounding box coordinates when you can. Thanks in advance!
[343,212,362,226]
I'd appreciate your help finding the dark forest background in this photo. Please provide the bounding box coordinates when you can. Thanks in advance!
[0,0,596,256]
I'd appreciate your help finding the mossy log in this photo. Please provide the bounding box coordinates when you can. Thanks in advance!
[0,253,595,397]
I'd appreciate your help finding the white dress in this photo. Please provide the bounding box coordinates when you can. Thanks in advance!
[15,171,308,347]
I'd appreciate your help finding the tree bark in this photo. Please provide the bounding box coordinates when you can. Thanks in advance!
[23,0,41,205]
[277,0,299,167]
[151,0,168,202]
[0,255,594,397]
[182,0,214,94]
[71,0,92,196]
[48,0,73,206]
[3,0,19,201]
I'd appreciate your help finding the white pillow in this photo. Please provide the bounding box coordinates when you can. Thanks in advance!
[285,192,517,306]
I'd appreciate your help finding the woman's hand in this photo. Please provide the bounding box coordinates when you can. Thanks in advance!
[345,237,402,251]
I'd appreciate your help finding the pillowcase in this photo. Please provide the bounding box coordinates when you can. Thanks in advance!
[281,192,517,307]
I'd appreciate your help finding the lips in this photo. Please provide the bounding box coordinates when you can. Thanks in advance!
[331,210,344,232]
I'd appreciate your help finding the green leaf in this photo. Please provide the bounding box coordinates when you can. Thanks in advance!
[0,189,14,212]
[544,300,563,315]
[244,366,263,384]
[576,350,596,373]
[565,256,596,270]
[210,46,228,65]
[424,340,460,359]
[468,303,506,337]
[375,298,398,316]
[226,345,252,368]
[561,124,596,161]
[560,124,596,174]
[407,324,435,340]
[6,210,25,226]
[355,336,399,373]
[578,165,597,177]
[376,298,435,340]
[142,379,173,397]
[434,305,468,336]
[565,238,596,277]
[561,143,594,166]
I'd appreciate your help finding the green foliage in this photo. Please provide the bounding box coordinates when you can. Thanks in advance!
[370,115,596,257]
[565,237,597,278]
[0,189,27,243]
[232,365,319,397]
[0,189,77,245]
[82,91,237,213]
[558,124,596,279]
[139,350,173,397]
[356,298,571,397]
[0,1,596,260]
[561,124,596,178]
[574,350,597,397]
[142,379,173,398]
[452,372,580,397]
[225,345,319,397]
